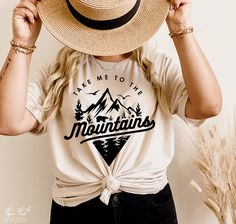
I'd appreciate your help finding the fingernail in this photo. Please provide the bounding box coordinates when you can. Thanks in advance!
[175,4,180,9]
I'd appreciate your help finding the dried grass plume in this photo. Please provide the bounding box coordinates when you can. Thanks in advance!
[192,124,236,224]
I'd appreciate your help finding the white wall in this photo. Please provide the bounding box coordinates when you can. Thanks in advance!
[1,0,235,223]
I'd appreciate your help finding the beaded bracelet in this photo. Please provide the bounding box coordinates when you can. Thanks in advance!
[169,27,194,39]
[10,40,36,55]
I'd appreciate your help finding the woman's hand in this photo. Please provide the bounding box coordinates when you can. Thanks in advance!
[166,0,192,33]
[12,0,42,46]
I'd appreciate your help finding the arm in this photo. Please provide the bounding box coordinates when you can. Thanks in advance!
[166,0,222,119]
[0,0,42,135]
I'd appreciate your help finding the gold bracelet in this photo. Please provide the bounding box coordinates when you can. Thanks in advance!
[11,46,34,55]
[10,40,36,55]
[169,27,194,39]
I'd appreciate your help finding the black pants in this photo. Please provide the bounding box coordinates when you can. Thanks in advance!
[50,183,178,224]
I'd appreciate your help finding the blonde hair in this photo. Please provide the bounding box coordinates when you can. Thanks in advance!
[31,45,170,135]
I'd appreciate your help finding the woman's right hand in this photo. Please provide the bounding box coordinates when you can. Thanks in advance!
[12,0,42,46]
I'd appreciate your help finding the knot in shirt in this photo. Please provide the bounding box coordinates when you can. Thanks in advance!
[102,175,120,192]
[100,175,120,205]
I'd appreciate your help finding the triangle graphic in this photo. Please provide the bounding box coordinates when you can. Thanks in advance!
[72,88,146,165]
[93,135,130,166]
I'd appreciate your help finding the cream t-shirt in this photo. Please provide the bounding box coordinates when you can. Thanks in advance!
[26,52,201,207]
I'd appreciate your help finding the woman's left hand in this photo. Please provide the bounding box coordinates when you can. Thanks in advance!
[166,0,192,33]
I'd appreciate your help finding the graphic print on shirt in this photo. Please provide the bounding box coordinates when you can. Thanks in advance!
[64,88,155,165]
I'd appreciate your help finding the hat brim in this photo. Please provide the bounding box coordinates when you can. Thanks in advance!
[37,0,169,56]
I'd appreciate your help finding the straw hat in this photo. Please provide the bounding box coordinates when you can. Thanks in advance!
[37,0,169,56]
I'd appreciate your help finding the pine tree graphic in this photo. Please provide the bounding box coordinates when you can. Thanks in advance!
[136,103,142,117]
[75,99,84,121]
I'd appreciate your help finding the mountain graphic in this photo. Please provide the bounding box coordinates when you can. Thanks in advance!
[74,88,143,166]
[84,88,136,117]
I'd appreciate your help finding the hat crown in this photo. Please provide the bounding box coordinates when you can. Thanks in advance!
[80,0,128,9]
[69,0,137,20]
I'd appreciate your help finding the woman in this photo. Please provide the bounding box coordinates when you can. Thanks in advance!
[0,0,222,223]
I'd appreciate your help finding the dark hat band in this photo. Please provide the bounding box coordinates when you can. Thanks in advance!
[66,0,141,30]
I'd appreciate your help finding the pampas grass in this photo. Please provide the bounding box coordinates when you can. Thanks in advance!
[192,124,236,224]
[227,127,236,224]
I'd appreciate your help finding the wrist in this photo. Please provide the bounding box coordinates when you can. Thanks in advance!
[167,21,193,34]
[10,40,37,55]
[169,27,194,40]
[172,32,195,45]
[12,37,36,47]
[172,33,196,53]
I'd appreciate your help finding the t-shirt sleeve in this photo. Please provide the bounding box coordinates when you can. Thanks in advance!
[25,71,46,126]
[155,53,205,127]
